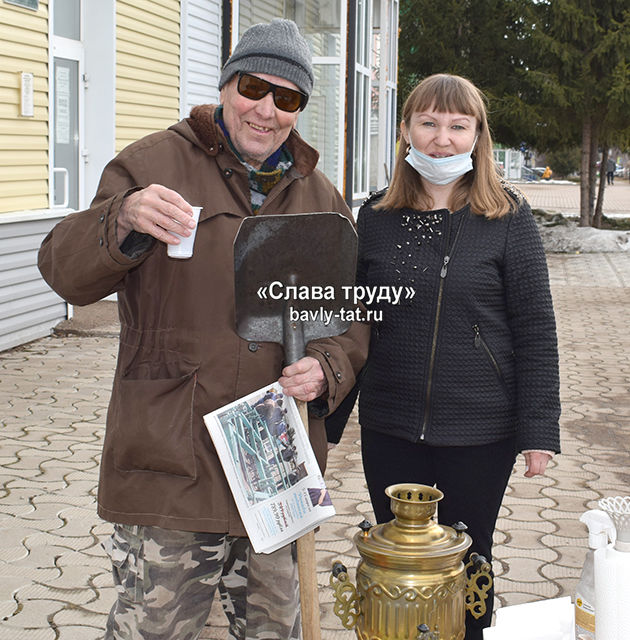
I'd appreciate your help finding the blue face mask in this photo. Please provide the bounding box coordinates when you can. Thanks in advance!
[405,137,478,185]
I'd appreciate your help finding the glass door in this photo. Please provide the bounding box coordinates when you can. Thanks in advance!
[50,0,84,209]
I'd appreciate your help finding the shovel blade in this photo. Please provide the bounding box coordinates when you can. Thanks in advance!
[234,212,357,351]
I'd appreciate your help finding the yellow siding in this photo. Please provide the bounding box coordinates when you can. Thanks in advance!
[0,149,47,165]
[0,1,49,214]
[117,77,179,103]
[116,0,181,153]
[0,133,48,151]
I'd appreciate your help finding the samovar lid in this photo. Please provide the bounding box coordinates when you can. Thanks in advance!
[355,484,472,569]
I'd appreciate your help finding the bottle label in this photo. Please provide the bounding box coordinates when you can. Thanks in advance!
[575,597,595,635]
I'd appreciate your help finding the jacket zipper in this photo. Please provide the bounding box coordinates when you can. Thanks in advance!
[419,213,465,441]
[472,324,510,398]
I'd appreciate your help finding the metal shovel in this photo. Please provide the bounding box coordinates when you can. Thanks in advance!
[233,212,358,640]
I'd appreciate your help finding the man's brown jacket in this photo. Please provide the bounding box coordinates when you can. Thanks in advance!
[38,105,369,535]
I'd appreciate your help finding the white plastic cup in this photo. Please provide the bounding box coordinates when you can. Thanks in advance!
[167,206,202,259]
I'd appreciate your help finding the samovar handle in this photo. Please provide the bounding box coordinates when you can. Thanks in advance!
[329,562,360,630]
[464,552,493,619]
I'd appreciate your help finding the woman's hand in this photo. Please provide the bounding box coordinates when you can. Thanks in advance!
[279,357,328,402]
[523,451,552,477]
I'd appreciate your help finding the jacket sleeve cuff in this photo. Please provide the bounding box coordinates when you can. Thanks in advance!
[119,230,156,259]
[105,188,156,265]
[304,319,370,418]
[305,344,353,416]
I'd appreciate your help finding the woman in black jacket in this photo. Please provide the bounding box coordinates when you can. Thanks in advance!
[329,74,560,640]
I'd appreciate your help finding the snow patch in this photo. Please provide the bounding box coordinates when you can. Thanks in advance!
[535,215,630,253]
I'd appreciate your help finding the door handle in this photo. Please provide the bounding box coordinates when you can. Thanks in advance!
[52,167,69,208]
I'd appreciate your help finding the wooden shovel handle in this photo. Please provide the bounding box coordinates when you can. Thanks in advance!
[297,530,321,640]
[296,399,322,640]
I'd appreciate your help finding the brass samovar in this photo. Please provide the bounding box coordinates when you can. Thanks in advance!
[330,483,492,640]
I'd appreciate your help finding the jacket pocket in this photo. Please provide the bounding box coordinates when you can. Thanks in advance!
[113,367,198,478]
[472,324,512,402]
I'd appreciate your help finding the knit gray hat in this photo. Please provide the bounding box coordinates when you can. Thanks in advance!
[219,18,313,100]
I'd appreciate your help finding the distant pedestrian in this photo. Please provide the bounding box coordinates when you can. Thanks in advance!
[606,157,615,185]
[542,166,552,180]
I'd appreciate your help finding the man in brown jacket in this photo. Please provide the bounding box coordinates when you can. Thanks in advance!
[38,19,368,640]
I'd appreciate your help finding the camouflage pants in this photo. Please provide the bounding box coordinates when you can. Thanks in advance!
[103,524,301,640]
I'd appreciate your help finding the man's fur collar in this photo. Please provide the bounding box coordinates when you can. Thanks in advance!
[186,104,318,176]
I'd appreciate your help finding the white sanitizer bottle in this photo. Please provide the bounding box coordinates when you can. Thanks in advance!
[575,509,614,640]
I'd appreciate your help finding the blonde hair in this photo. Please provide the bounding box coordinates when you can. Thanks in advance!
[377,74,516,218]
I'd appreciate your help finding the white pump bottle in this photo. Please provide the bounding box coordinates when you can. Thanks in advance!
[594,496,630,640]
[575,509,615,640]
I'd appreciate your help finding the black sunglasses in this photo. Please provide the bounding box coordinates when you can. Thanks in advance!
[237,73,308,113]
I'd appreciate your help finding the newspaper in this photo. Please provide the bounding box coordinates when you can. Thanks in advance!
[203,382,335,554]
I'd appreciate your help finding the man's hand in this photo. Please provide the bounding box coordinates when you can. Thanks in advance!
[279,357,328,402]
[117,184,196,245]
[523,451,552,477]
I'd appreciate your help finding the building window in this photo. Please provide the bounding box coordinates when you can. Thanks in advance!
[4,0,39,10]
[53,0,81,40]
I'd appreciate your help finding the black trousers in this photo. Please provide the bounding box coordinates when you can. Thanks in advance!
[361,428,517,640]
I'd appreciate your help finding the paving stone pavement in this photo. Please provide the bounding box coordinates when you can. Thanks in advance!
[1,252,629,639]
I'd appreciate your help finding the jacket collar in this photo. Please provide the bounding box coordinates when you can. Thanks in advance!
[178,104,320,177]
